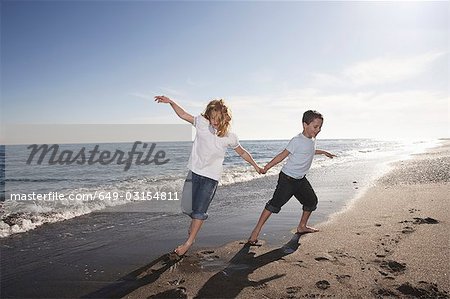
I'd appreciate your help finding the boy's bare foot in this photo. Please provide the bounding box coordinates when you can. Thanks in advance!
[296,226,319,234]
[247,231,259,245]
[246,239,259,246]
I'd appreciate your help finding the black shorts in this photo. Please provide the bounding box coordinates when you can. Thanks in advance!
[265,171,318,213]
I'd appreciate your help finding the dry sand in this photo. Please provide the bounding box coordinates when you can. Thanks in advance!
[122,140,449,299]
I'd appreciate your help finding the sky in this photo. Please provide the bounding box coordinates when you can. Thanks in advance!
[1,1,449,141]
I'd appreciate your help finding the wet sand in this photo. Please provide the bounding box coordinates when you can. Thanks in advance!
[120,140,450,299]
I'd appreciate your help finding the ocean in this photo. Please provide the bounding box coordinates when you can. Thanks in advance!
[0,139,438,238]
[0,138,440,298]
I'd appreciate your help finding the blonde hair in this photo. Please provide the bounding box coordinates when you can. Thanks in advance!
[202,99,232,137]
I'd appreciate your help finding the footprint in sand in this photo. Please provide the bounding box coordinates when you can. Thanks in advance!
[315,256,332,262]
[413,217,439,224]
[397,282,449,298]
[293,261,308,268]
[379,260,406,275]
[400,217,439,233]
[315,280,331,290]
[314,253,346,266]
[375,235,396,258]
[197,250,220,260]
[286,286,302,294]
[401,226,415,234]
[399,220,413,224]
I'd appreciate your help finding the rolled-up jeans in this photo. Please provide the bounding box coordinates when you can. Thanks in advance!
[265,171,318,213]
[181,171,218,220]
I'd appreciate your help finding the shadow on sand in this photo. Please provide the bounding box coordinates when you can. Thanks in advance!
[83,233,304,299]
[150,233,304,299]
[81,252,182,299]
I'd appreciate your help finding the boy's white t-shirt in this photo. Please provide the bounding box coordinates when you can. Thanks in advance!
[281,133,316,179]
[187,115,240,181]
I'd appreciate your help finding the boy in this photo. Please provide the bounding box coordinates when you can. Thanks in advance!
[248,110,335,245]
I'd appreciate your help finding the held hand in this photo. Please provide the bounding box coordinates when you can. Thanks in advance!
[263,165,270,173]
[154,95,172,104]
[258,166,266,175]
[254,165,264,174]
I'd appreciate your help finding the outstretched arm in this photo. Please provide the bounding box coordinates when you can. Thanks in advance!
[234,146,264,174]
[154,96,194,124]
[264,149,290,173]
[315,149,336,159]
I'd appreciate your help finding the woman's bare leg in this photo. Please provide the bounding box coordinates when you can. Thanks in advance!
[175,218,204,256]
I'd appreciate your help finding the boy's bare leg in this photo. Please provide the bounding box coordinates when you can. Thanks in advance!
[297,210,319,234]
[248,208,272,242]
[175,219,203,256]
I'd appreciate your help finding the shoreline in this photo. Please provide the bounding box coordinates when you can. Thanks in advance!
[121,140,450,299]
[321,139,445,229]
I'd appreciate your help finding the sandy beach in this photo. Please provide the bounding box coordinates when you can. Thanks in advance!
[119,140,450,299]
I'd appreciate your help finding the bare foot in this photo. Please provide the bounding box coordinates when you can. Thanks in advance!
[174,241,193,257]
[297,226,319,234]
[247,230,259,244]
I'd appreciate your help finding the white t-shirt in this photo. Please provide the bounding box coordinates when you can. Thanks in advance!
[281,133,316,179]
[187,115,240,181]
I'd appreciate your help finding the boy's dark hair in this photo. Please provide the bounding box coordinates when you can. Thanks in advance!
[302,110,323,125]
